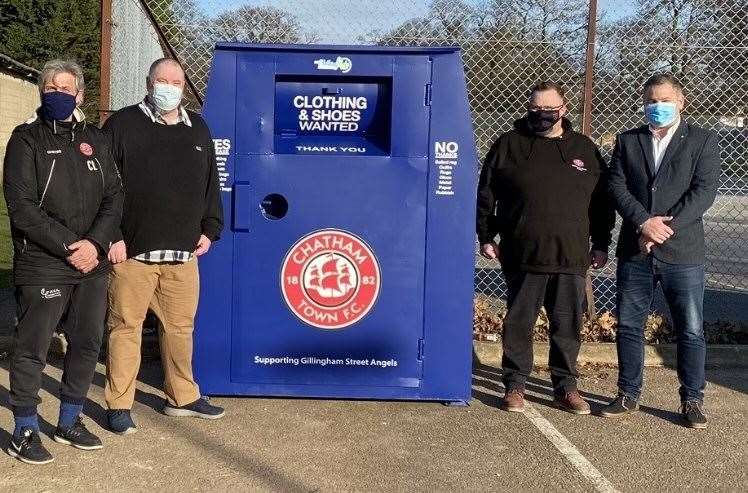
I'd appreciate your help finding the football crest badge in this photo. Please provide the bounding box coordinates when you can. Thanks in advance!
[281,229,381,329]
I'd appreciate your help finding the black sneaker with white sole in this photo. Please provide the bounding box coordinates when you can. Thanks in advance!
[54,417,103,450]
[7,428,54,465]
[163,397,225,419]
[600,393,639,417]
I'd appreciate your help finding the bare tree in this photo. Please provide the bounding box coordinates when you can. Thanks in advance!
[483,0,588,41]
[367,0,584,119]
[211,6,313,44]
[596,0,744,114]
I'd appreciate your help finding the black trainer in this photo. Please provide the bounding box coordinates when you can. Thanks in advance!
[54,417,104,450]
[7,428,54,465]
[681,400,708,429]
[600,393,639,417]
[163,397,225,419]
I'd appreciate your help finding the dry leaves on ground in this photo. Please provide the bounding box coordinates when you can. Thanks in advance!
[473,297,746,344]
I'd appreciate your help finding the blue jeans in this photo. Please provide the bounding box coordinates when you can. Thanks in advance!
[615,256,706,403]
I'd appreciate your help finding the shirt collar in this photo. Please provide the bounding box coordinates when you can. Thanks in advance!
[139,96,192,127]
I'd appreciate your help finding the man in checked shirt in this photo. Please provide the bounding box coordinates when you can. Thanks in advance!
[102,58,224,434]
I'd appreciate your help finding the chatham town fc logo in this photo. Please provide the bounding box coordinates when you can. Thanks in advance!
[79,142,93,156]
[281,229,381,329]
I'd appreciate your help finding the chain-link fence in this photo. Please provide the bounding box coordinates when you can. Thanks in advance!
[103,0,748,319]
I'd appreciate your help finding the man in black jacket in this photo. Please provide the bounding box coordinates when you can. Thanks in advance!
[477,81,614,414]
[601,74,720,429]
[3,59,123,464]
[102,58,224,434]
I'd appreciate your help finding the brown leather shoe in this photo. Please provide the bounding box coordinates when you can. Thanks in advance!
[500,388,525,412]
[554,390,591,415]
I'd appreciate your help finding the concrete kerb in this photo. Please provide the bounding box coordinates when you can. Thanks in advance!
[473,340,748,368]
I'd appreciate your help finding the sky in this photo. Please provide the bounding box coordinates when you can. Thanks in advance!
[194,0,638,44]
[196,0,430,43]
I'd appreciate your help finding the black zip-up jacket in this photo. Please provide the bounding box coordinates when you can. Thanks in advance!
[476,118,615,275]
[3,110,123,285]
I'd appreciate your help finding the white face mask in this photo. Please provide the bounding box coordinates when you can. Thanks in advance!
[150,82,183,112]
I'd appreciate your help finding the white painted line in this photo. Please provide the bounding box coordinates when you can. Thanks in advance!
[523,403,620,493]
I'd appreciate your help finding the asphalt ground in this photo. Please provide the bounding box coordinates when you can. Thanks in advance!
[0,354,745,492]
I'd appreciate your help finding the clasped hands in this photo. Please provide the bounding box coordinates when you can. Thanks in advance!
[638,216,674,254]
[66,240,99,274]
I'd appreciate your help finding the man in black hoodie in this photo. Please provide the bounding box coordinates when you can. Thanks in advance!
[3,59,122,464]
[476,82,614,414]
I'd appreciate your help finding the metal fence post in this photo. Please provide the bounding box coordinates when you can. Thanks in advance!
[99,0,113,124]
[582,0,599,321]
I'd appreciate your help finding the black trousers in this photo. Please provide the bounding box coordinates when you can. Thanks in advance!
[9,275,108,416]
[501,270,586,394]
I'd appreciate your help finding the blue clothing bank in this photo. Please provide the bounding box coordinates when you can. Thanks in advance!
[194,43,477,405]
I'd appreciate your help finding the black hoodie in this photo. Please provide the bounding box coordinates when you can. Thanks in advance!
[476,117,614,275]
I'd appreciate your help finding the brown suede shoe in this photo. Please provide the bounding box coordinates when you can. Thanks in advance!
[500,388,525,413]
[554,390,591,415]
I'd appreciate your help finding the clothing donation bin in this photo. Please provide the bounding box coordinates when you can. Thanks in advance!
[195,43,477,404]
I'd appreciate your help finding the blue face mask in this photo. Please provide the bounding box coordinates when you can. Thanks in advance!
[41,91,77,121]
[150,83,183,112]
[645,102,678,128]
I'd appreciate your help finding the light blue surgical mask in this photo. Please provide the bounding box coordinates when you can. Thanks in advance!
[645,102,678,128]
[150,83,183,112]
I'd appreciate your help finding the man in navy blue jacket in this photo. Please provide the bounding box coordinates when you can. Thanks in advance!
[601,74,720,429]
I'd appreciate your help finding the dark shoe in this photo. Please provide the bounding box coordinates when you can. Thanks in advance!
[681,400,708,429]
[554,390,591,415]
[600,394,639,418]
[54,417,103,450]
[6,428,54,465]
[107,409,137,435]
[500,387,525,413]
[163,397,225,420]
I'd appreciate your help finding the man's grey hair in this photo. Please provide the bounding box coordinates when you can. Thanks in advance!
[38,59,85,93]
[147,58,184,82]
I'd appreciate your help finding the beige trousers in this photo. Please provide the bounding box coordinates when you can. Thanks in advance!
[105,258,200,409]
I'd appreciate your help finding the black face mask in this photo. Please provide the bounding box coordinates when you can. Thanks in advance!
[527,109,561,133]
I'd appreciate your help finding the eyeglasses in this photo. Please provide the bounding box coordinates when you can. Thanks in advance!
[528,105,563,112]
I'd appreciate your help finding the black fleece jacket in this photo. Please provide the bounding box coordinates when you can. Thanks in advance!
[476,117,614,275]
